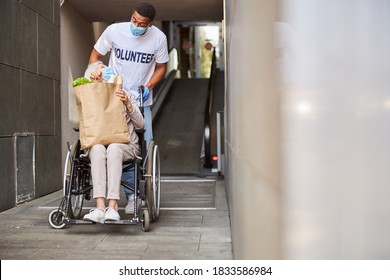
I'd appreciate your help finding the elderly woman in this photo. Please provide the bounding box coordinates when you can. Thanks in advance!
[83,62,144,223]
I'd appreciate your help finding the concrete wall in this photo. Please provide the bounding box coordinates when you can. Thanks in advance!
[0,0,61,211]
[60,2,108,169]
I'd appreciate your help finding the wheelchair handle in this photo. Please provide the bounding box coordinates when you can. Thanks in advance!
[138,85,144,108]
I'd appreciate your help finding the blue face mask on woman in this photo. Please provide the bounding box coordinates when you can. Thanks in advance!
[130,22,149,36]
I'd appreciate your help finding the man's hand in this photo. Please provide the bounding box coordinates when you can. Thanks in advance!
[138,86,150,102]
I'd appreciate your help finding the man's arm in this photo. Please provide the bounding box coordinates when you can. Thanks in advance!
[145,63,167,90]
[89,49,104,64]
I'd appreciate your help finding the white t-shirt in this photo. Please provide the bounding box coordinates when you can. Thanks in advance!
[94,22,169,106]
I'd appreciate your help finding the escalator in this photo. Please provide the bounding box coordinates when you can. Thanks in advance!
[153,78,209,175]
[152,47,224,177]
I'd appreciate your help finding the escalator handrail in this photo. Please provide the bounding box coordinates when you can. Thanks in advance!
[203,48,217,168]
[151,48,178,121]
[152,69,176,121]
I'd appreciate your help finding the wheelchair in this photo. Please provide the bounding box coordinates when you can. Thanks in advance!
[48,89,161,232]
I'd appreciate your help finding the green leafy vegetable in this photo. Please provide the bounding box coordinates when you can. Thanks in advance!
[72,77,92,88]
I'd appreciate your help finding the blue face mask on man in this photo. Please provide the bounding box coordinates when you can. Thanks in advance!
[130,22,149,36]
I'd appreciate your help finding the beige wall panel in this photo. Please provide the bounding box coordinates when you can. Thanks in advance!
[224,0,281,259]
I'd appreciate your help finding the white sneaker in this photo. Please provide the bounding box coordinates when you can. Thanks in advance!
[125,194,141,215]
[83,208,105,223]
[125,194,135,214]
[105,207,120,221]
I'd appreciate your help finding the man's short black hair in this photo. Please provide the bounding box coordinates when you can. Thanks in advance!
[134,2,156,21]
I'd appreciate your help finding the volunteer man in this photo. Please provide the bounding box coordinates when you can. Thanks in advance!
[88,2,169,214]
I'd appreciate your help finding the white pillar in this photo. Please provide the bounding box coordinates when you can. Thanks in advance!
[224,0,281,259]
[280,0,390,259]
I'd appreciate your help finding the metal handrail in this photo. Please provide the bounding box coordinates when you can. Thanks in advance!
[152,69,176,121]
[151,48,178,121]
[203,48,217,168]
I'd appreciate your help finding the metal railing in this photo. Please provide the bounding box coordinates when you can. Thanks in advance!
[151,48,178,121]
[152,69,176,121]
[203,48,217,168]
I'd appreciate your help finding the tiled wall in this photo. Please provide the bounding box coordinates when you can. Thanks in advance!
[0,0,61,211]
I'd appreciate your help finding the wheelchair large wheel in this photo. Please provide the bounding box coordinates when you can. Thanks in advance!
[63,141,84,219]
[145,141,155,221]
[145,141,161,222]
[151,144,161,220]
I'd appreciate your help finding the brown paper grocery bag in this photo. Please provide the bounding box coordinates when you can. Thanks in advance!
[74,76,130,150]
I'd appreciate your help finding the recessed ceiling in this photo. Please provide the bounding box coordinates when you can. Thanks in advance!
[65,0,223,22]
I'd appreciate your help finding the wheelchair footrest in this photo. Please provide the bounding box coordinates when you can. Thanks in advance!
[65,218,139,225]
[104,219,139,225]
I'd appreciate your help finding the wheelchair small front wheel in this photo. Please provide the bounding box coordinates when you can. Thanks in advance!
[142,209,150,232]
[48,209,67,229]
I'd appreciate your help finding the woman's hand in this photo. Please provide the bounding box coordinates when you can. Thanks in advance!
[90,64,105,82]
[90,70,103,81]
[115,89,132,112]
